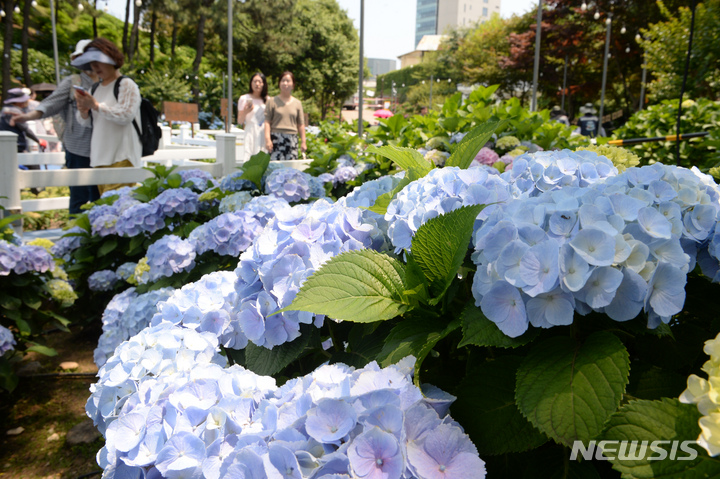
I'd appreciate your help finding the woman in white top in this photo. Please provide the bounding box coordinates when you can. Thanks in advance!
[237,72,267,162]
[72,37,142,195]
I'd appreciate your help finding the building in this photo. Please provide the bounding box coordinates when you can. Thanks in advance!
[415,0,501,47]
[366,58,398,78]
[398,34,446,69]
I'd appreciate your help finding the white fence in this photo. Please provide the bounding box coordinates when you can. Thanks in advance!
[0,125,311,219]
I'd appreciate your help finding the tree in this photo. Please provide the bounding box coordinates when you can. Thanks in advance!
[641,0,720,101]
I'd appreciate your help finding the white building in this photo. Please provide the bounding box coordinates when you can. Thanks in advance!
[415,0,502,47]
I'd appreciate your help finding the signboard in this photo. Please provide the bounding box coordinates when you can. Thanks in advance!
[163,102,199,124]
[220,98,229,119]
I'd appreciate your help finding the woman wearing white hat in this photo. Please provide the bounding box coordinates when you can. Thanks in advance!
[10,39,100,213]
[72,37,142,195]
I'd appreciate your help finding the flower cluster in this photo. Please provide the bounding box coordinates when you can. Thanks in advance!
[576,144,641,172]
[503,149,618,197]
[495,135,520,151]
[115,262,138,283]
[680,332,720,456]
[309,174,332,197]
[0,325,15,355]
[219,169,255,192]
[472,162,720,337]
[114,202,166,237]
[385,166,514,253]
[46,278,78,306]
[218,191,253,213]
[450,131,467,144]
[264,168,312,203]
[189,212,264,257]
[133,258,151,285]
[87,323,227,435]
[50,226,86,259]
[88,270,120,292]
[180,169,216,191]
[144,235,196,283]
[426,136,446,150]
[150,271,241,348]
[0,240,55,275]
[90,331,486,479]
[240,195,291,227]
[333,165,360,185]
[152,187,199,217]
[472,147,500,166]
[231,200,387,349]
[94,287,176,368]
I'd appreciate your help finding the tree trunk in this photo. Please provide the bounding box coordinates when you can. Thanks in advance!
[122,0,130,56]
[22,0,31,86]
[128,2,141,65]
[192,12,207,102]
[149,8,156,64]
[2,0,14,102]
[171,17,177,58]
[93,0,98,38]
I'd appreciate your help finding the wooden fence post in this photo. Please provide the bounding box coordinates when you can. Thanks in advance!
[215,132,237,177]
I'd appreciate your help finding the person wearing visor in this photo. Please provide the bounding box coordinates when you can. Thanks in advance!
[0,88,46,154]
[71,37,141,195]
[10,39,100,214]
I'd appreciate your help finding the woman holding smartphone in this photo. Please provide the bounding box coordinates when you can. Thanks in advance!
[237,72,267,162]
[71,37,142,195]
[264,71,306,161]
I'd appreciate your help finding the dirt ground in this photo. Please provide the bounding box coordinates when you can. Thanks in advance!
[0,325,103,479]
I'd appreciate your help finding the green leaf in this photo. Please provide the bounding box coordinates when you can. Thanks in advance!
[242,329,312,376]
[73,213,91,232]
[0,358,18,392]
[402,252,429,304]
[0,213,23,230]
[515,332,630,447]
[366,177,411,216]
[26,343,58,356]
[239,151,271,190]
[366,145,433,181]
[0,292,22,311]
[452,356,548,455]
[278,249,412,323]
[602,399,720,479]
[410,204,485,298]
[166,173,182,188]
[446,120,507,169]
[377,316,458,374]
[458,304,539,349]
[97,238,118,258]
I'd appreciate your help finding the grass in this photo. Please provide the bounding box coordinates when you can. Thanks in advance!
[0,325,103,479]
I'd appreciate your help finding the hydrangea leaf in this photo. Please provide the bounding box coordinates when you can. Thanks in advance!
[0,213,23,231]
[458,304,539,349]
[452,356,548,455]
[97,238,118,258]
[366,177,412,216]
[0,358,18,392]
[73,213,91,233]
[411,204,485,299]
[601,399,715,479]
[515,332,630,447]
[242,327,313,376]
[366,145,433,181]
[402,251,429,304]
[239,151,271,190]
[279,249,411,323]
[166,173,182,189]
[377,316,459,384]
[446,119,507,169]
[26,342,57,357]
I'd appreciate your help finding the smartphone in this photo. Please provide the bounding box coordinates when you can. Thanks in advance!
[73,85,87,94]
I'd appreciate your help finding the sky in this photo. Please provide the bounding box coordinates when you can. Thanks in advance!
[105,0,538,64]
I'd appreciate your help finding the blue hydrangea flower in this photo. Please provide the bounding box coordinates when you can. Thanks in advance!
[264,168,312,203]
[219,169,255,192]
[115,262,138,282]
[88,270,120,291]
[115,202,166,237]
[91,213,118,237]
[50,226,86,259]
[3,243,55,275]
[240,195,291,226]
[0,240,26,275]
[334,166,359,185]
[471,162,720,337]
[87,204,118,225]
[0,324,16,354]
[88,342,485,479]
[218,191,253,213]
[151,187,200,217]
[145,235,197,283]
[189,212,264,257]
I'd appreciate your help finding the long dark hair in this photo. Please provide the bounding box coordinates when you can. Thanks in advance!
[249,72,268,103]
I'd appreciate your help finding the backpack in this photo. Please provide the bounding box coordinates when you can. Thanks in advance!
[91,75,161,157]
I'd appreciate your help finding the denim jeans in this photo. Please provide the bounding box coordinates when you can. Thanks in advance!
[65,150,99,215]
